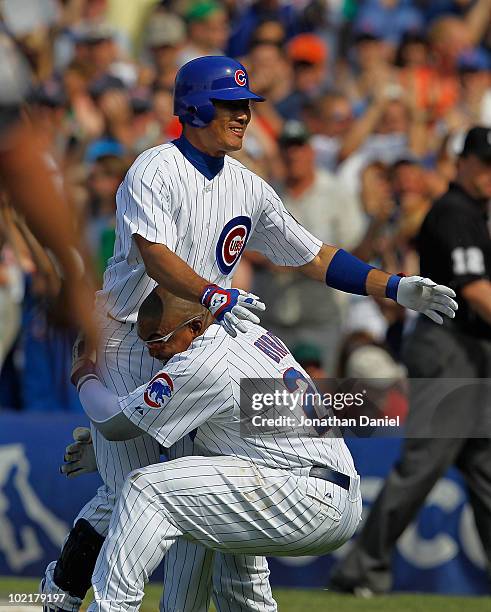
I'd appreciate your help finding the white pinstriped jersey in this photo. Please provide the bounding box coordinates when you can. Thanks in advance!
[97,142,322,322]
[119,322,357,476]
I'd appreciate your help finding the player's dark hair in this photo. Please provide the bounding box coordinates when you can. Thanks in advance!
[138,290,164,326]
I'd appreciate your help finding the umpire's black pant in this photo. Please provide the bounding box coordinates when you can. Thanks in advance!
[331,317,491,593]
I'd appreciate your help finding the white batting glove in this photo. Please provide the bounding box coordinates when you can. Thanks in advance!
[60,427,98,478]
[200,284,266,337]
[396,276,458,325]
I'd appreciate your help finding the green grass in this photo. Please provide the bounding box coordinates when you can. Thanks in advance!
[0,577,489,611]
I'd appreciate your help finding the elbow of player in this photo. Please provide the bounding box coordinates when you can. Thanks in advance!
[93,414,144,441]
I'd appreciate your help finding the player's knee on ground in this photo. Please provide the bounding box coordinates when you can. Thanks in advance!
[54,519,105,599]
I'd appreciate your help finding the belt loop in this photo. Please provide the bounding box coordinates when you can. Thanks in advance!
[348,474,361,502]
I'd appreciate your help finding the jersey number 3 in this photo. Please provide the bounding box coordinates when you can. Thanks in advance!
[283,367,329,436]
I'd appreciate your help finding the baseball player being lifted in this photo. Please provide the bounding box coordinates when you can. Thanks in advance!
[72,286,363,612]
[42,56,458,611]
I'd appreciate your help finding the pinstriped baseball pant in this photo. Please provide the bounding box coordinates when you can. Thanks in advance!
[88,456,362,612]
[163,439,276,612]
[74,314,277,611]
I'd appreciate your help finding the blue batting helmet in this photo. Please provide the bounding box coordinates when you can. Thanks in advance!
[173,56,264,128]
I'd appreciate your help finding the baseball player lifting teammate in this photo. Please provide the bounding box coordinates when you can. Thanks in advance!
[42,56,458,611]
[70,286,362,611]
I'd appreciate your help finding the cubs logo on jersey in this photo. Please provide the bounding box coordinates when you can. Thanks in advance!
[144,372,174,409]
[216,216,251,275]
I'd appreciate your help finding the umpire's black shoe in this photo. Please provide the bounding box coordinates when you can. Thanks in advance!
[328,574,376,598]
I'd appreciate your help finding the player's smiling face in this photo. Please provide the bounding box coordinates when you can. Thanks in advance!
[187,99,251,156]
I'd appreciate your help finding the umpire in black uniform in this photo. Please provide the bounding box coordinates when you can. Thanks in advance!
[330,126,491,595]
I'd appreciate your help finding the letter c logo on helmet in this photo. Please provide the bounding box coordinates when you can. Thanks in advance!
[234,69,246,86]
[173,56,265,128]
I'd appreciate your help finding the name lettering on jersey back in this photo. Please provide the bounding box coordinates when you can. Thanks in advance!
[254,331,289,363]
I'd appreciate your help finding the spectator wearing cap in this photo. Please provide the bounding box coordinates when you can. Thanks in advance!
[30,80,70,181]
[331,125,491,596]
[77,22,126,90]
[52,0,131,72]
[178,0,229,67]
[144,10,186,90]
[340,333,408,426]
[445,48,491,131]
[85,138,125,164]
[130,94,161,154]
[276,33,328,120]
[292,342,327,380]
[251,120,367,372]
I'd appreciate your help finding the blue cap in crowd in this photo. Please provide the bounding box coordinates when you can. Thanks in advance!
[85,139,126,163]
[457,48,491,73]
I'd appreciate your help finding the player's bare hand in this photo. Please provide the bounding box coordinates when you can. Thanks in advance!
[396,276,458,324]
[200,284,265,337]
[60,427,98,478]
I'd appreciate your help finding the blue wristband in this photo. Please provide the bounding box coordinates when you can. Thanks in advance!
[386,274,401,301]
[325,249,374,295]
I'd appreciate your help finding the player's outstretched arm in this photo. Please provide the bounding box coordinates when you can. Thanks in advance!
[300,244,458,324]
[135,235,265,336]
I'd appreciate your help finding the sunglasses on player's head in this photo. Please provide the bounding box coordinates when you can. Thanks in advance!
[138,316,203,346]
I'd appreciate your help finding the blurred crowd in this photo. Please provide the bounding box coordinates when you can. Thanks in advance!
[2,0,491,411]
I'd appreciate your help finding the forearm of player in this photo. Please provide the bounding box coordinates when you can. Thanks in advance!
[134,235,209,302]
[0,123,97,347]
[461,279,491,325]
[77,375,144,441]
[299,244,398,299]
[1,124,81,276]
